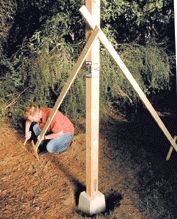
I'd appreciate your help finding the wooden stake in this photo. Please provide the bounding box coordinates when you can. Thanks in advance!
[23,138,28,146]
[34,27,100,157]
[80,5,177,153]
[31,140,39,160]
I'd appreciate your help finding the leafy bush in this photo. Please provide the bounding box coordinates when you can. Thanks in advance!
[0,40,171,127]
[0,0,16,35]
[0,0,173,128]
[100,43,171,116]
[101,0,174,46]
[0,7,86,127]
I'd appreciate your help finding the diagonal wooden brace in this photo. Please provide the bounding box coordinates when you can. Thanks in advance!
[33,26,100,159]
[80,5,177,155]
[166,136,177,161]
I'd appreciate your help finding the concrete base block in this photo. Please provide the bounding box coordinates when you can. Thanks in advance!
[78,191,106,215]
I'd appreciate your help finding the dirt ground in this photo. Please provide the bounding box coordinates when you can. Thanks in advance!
[0,111,177,219]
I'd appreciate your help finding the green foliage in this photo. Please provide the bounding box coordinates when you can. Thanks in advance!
[120,44,170,94]
[0,0,16,34]
[6,0,85,56]
[0,0,17,56]
[101,0,174,46]
[0,7,86,127]
[0,0,174,127]
[100,43,171,115]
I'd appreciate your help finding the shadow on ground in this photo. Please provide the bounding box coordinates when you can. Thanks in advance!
[47,154,86,206]
[48,154,123,217]
[100,109,177,219]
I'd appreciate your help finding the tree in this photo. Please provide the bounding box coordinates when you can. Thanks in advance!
[101,0,174,47]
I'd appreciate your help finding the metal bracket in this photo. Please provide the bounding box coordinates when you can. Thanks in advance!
[85,61,99,78]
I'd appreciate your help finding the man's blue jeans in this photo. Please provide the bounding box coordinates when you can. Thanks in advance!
[33,124,73,153]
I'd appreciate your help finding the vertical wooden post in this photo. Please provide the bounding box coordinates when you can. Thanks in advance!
[86,0,100,197]
[175,0,177,99]
[78,3,105,215]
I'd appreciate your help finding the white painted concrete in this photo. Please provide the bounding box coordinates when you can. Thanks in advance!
[78,191,106,215]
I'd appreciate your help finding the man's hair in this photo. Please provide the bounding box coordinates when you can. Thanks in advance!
[25,106,40,118]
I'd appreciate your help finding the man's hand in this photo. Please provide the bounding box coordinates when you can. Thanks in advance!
[37,135,45,142]
[25,131,32,140]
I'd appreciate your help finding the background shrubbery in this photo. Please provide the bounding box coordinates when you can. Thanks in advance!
[0,0,175,128]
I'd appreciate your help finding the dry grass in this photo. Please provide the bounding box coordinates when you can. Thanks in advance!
[0,111,177,218]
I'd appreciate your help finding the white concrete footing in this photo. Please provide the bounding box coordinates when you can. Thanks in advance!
[78,191,106,215]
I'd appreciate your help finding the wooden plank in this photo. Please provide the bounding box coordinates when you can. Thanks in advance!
[34,27,100,156]
[80,5,177,153]
[86,0,100,197]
